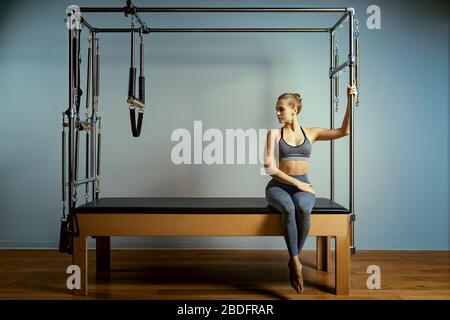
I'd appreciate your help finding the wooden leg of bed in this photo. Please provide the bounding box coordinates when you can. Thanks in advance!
[316,236,331,272]
[72,235,88,296]
[96,236,111,276]
[335,235,350,295]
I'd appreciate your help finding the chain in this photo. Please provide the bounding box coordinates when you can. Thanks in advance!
[72,186,78,203]
[354,18,360,39]
[334,40,340,112]
[97,117,102,133]
[61,203,66,220]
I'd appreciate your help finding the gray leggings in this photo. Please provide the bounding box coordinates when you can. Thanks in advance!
[265,174,316,257]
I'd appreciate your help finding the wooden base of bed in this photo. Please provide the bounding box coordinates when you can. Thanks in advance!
[72,213,350,295]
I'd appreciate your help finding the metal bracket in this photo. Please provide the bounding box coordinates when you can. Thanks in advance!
[329,67,335,79]
[123,0,136,16]
[347,54,356,66]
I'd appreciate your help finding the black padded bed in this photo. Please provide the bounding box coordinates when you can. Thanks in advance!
[74,197,349,214]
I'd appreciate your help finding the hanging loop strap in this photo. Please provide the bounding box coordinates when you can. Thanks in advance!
[59,212,79,255]
[127,15,146,137]
[129,106,144,137]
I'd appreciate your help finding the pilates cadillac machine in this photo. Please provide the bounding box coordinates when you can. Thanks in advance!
[60,1,360,296]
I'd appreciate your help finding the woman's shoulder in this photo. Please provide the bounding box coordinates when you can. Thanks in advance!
[266,128,282,146]
[267,128,282,138]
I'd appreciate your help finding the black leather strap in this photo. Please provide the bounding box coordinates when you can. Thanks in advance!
[58,213,79,255]
[129,107,144,137]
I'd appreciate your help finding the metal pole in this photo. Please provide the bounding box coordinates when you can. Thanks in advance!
[334,52,339,108]
[62,117,66,206]
[92,38,101,201]
[90,33,95,117]
[68,29,72,112]
[75,29,81,115]
[95,38,100,99]
[138,32,145,103]
[130,29,135,68]
[72,31,77,113]
[96,119,102,200]
[139,34,143,76]
[85,35,92,200]
[330,61,350,78]
[94,27,330,33]
[85,131,89,200]
[79,7,349,13]
[79,7,123,12]
[68,28,74,210]
[128,28,137,100]
[73,28,81,185]
[97,124,101,179]
[355,37,360,106]
[94,36,100,200]
[75,129,80,180]
[90,118,96,202]
[90,33,97,202]
[74,177,96,186]
[349,10,356,253]
[349,12,354,211]
[330,31,335,203]
[86,36,91,114]
[142,28,330,33]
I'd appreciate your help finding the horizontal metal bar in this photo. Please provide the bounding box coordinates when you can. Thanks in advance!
[331,13,349,31]
[73,177,96,186]
[79,7,123,13]
[79,7,349,13]
[95,27,330,33]
[329,60,350,77]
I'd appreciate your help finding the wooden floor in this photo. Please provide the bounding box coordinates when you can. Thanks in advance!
[0,249,448,300]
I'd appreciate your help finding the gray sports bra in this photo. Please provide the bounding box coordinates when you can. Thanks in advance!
[279,126,312,161]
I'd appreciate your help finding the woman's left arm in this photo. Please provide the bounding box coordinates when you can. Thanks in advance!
[341,80,358,135]
[308,80,357,142]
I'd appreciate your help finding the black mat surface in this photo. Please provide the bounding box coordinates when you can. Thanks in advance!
[75,197,350,214]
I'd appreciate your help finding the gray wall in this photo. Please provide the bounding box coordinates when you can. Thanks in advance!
[0,0,448,250]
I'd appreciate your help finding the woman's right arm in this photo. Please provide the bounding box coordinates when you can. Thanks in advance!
[264,130,308,189]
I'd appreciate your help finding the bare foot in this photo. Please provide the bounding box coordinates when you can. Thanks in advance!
[288,261,296,291]
[288,257,304,294]
[296,263,304,293]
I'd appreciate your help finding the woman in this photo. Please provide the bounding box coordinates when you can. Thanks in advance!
[264,81,358,294]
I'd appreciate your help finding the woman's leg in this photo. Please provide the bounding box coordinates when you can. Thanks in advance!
[291,191,316,253]
[265,185,298,257]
